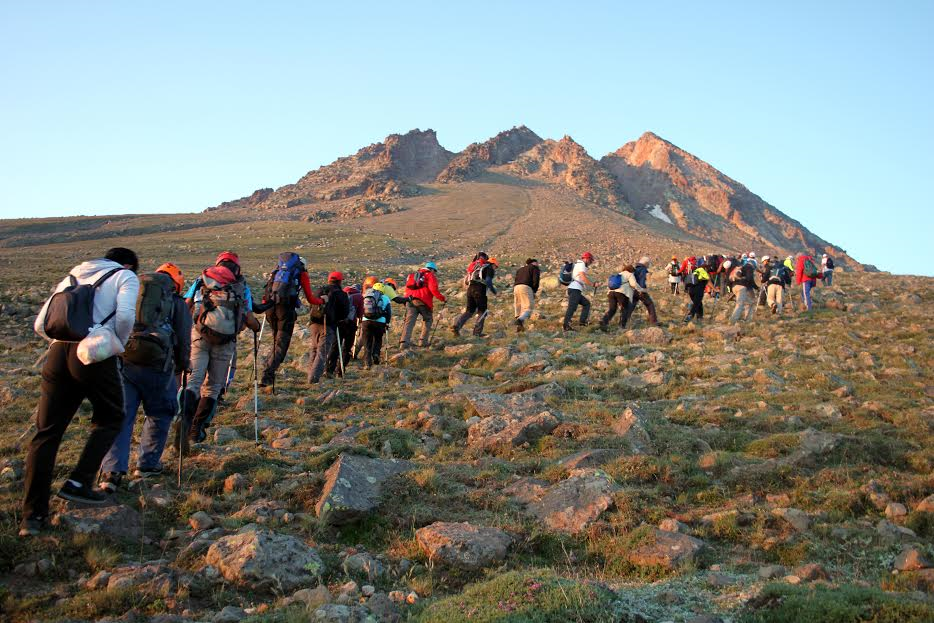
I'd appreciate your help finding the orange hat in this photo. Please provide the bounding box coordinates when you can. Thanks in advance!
[328,271,343,282]
[384,277,398,288]
[488,257,499,267]
[157,262,184,293]
[363,275,378,290]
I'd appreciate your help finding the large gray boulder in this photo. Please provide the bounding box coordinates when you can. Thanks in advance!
[415,522,513,570]
[528,470,617,534]
[315,453,413,525]
[205,528,325,592]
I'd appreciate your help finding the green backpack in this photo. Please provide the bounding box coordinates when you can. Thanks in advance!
[803,258,820,279]
[123,272,176,370]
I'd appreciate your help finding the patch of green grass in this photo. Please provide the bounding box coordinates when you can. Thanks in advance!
[416,568,620,623]
[745,433,800,459]
[356,427,421,459]
[741,583,934,623]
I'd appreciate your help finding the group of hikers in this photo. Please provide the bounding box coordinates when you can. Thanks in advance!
[661,251,835,323]
[17,245,836,537]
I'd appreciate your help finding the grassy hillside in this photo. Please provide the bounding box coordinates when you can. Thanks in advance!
[0,205,929,622]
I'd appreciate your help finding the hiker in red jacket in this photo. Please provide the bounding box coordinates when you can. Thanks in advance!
[795,253,820,311]
[400,261,446,349]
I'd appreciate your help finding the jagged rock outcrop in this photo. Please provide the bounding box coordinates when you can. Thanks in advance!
[509,136,632,215]
[436,126,543,182]
[211,129,453,212]
[601,132,859,267]
[208,188,273,212]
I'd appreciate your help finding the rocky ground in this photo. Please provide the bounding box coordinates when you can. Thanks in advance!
[0,263,932,622]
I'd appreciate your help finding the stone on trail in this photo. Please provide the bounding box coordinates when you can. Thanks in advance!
[557,448,623,470]
[53,504,142,540]
[205,527,324,592]
[625,326,670,346]
[232,499,287,522]
[528,470,617,534]
[464,382,565,419]
[771,507,810,532]
[627,528,706,569]
[916,494,934,514]
[467,410,561,451]
[503,477,550,505]
[611,405,654,454]
[893,546,932,571]
[315,453,413,525]
[214,426,242,444]
[416,521,514,570]
[86,561,177,596]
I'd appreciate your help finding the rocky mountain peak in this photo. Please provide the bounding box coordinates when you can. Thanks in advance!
[602,132,857,266]
[509,136,632,215]
[436,126,543,183]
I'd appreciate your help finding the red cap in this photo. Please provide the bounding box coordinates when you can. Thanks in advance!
[215,251,240,267]
[328,271,343,282]
[582,252,594,261]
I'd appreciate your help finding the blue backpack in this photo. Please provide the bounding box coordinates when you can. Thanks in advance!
[267,252,303,305]
[607,273,623,290]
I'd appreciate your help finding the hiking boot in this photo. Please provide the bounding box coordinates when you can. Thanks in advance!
[58,480,111,506]
[450,326,460,337]
[515,319,524,333]
[134,465,164,479]
[684,315,692,323]
[598,322,608,332]
[18,515,48,538]
[562,324,575,332]
[99,472,124,494]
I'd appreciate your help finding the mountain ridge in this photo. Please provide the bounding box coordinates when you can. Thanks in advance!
[209,126,863,268]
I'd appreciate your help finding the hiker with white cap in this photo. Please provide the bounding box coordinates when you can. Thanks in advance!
[821,254,835,286]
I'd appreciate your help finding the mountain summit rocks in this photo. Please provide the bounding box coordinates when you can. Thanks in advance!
[208,125,860,266]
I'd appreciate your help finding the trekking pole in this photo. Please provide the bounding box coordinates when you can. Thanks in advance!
[335,325,346,378]
[252,330,260,444]
[427,304,445,346]
[177,371,188,488]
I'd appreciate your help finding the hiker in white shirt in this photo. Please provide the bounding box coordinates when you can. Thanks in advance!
[563,252,595,332]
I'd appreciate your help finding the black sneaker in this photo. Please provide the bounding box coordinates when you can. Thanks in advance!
[58,480,111,506]
[99,472,124,493]
[18,515,48,537]
[134,465,164,478]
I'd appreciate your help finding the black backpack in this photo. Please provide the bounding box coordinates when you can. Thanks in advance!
[558,261,574,286]
[123,272,176,370]
[826,257,834,270]
[43,267,126,342]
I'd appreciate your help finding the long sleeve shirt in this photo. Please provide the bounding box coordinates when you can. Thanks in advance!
[35,258,140,345]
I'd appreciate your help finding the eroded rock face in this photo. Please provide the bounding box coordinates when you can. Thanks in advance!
[315,453,413,525]
[528,470,617,534]
[437,126,543,183]
[627,528,706,569]
[509,136,631,214]
[416,522,513,570]
[464,382,565,419]
[601,131,859,269]
[205,528,324,592]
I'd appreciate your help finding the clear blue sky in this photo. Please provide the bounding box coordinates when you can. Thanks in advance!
[1,1,931,274]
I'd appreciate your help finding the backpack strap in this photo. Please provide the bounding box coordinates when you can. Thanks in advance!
[91,267,127,326]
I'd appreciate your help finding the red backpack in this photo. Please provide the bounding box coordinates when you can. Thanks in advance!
[406,269,427,290]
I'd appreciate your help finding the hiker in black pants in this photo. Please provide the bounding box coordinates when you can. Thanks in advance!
[684,263,710,322]
[563,252,595,331]
[452,254,498,337]
[260,253,324,387]
[20,248,141,537]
